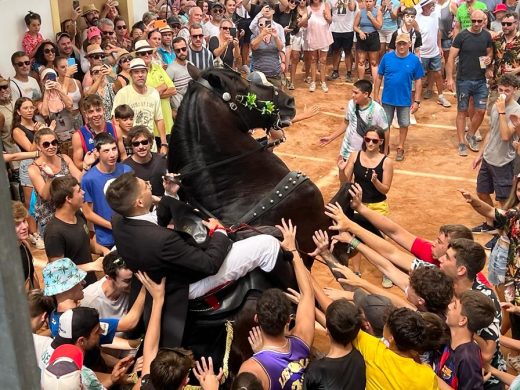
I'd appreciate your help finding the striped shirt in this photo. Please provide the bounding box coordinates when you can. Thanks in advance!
[188,46,214,70]
[166,60,193,109]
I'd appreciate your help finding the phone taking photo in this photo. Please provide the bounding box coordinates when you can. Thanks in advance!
[265,20,272,28]
[72,0,80,10]
[230,27,237,37]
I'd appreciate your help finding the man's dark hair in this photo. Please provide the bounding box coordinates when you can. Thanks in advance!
[353,79,372,96]
[460,290,496,333]
[326,299,362,346]
[103,250,128,279]
[410,266,454,316]
[50,175,80,208]
[257,289,291,336]
[128,125,154,143]
[81,94,104,112]
[172,36,187,46]
[189,23,203,34]
[503,12,518,20]
[402,7,417,15]
[94,132,116,151]
[449,238,486,280]
[232,372,263,390]
[498,73,519,89]
[69,307,100,344]
[114,104,135,119]
[11,51,28,66]
[27,289,55,318]
[386,308,428,352]
[439,224,473,242]
[150,348,193,390]
[420,312,449,352]
[106,172,141,216]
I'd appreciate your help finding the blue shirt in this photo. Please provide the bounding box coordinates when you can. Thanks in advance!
[49,310,119,345]
[378,51,424,106]
[81,163,133,247]
[157,46,176,65]
[381,0,400,31]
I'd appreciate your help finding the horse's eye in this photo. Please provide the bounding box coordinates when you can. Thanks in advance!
[274,91,278,96]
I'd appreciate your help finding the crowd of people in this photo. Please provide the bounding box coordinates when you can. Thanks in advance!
[4,0,520,388]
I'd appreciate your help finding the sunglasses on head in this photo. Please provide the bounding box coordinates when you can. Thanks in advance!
[102,30,115,35]
[44,48,56,55]
[42,139,58,148]
[502,21,514,26]
[116,25,127,29]
[16,60,31,67]
[471,19,483,23]
[90,54,105,59]
[137,50,153,56]
[364,136,380,144]
[174,46,188,53]
[131,139,150,147]
[0,85,9,90]
[191,34,204,38]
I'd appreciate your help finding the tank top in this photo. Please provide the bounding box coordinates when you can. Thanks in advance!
[252,336,310,390]
[17,123,36,150]
[306,3,334,50]
[359,8,378,33]
[78,122,118,153]
[439,1,454,41]
[67,80,82,110]
[353,152,387,203]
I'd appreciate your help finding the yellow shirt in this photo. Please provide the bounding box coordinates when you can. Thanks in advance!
[146,63,174,137]
[353,331,439,390]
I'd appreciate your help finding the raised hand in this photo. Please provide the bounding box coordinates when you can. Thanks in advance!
[135,271,165,301]
[275,218,297,252]
[193,356,223,390]
[325,202,351,232]
[308,229,330,257]
[248,326,264,353]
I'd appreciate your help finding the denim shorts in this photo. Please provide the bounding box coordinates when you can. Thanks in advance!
[421,55,442,72]
[382,104,410,128]
[488,241,508,286]
[441,38,452,51]
[456,79,488,111]
[19,158,34,187]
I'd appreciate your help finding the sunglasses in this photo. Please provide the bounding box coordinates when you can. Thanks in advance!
[0,85,9,90]
[174,47,187,53]
[131,139,150,147]
[502,22,514,26]
[191,34,204,38]
[90,54,106,59]
[102,30,115,35]
[471,19,483,23]
[119,56,133,63]
[116,25,127,29]
[364,137,381,144]
[172,23,182,28]
[137,50,153,56]
[15,60,31,67]
[221,26,231,30]
[212,8,224,13]
[42,139,58,148]
[44,48,56,55]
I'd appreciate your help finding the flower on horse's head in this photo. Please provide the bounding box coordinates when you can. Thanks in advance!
[245,93,257,109]
[262,101,276,115]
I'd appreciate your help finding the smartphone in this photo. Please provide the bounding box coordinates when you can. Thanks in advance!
[67,57,76,66]
[72,0,80,10]
[230,27,237,37]
[266,20,272,28]
[153,19,168,30]
[47,73,57,81]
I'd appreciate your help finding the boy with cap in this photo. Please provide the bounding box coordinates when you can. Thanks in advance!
[41,344,84,390]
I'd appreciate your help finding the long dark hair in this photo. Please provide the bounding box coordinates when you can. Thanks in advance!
[11,97,34,131]
[34,41,58,67]
[361,125,386,153]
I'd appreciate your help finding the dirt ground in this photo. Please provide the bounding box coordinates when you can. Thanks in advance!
[278,68,494,351]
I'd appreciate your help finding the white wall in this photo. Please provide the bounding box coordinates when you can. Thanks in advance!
[0,0,55,78]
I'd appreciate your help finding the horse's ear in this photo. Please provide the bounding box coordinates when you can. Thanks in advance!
[187,63,201,81]
[205,72,225,91]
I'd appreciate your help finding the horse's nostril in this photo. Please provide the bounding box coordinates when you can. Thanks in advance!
[287,96,295,109]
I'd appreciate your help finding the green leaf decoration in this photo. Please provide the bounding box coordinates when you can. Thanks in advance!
[245,93,257,109]
[262,101,275,115]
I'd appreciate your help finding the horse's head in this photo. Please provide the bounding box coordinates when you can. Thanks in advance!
[188,64,295,132]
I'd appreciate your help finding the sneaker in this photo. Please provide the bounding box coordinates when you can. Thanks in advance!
[424,89,434,99]
[287,82,295,90]
[345,72,353,82]
[327,70,339,80]
[30,233,45,250]
[304,76,312,84]
[382,275,394,288]
[410,113,417,125]
[437,95,452,108]
[321,82,328,92]
[485,235,499,250]
[396,148,404,161]
[475,130,482,142]
[471,222,498,234]
[458,143,468,157]
[309,82,316,92]
[465,133,479,152]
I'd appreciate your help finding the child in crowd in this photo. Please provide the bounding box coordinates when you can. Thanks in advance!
[490,4,507,33]
[22,11,44,58]
[388,7,422,55]
[114,104,135,156]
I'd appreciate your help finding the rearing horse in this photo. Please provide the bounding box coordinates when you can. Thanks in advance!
[168,67,330,266]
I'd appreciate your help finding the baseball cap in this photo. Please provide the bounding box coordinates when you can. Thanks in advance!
[493,3,507,13]
[211,2,224,10]
[354,289,393,337]
[395,33,411,44]
[42,345,83,390]
[247,71,273,87]
[43,258,87,296]
[52,307,100,348]
[167,16,182,27]
[40,68,58,81]
[129,58,148,71]
[87,26,102,41]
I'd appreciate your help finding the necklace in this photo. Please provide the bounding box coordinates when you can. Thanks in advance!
[262,338,289,351]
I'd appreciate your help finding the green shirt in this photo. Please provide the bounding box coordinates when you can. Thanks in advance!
[456,1,487,30]
[146,63,175,137]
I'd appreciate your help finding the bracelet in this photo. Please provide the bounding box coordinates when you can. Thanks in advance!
[350,237,361,249]
[499,112,506,115]
[161,143,169,147]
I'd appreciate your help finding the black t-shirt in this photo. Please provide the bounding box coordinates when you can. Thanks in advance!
[209,36,235,68]
[389,29,423,53]
[123,153,167,197]
[44,211,96,285]
[303,348,366,390]
[20,242,35,286]
[452,29,493,81]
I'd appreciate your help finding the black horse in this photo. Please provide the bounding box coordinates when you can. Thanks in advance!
[167,67,342,385]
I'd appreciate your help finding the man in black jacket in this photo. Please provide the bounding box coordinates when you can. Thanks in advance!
[106,172,283,347]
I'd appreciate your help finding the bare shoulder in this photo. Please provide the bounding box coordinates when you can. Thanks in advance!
[239,358,268,389]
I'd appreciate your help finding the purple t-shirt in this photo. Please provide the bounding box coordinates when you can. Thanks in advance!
[436,342,484,390]
[252,336,310,390]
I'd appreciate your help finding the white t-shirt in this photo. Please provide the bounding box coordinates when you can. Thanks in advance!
[33,333,52,368]
[329,0,358,32]
[415,12,440,58]
[203,22,220,39]
[81,276,129,319]
[10,77,42,101]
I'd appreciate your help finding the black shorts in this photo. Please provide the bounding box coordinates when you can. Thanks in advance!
[331,31,354,52]
[476,158,514,200]
[356,31,380,52]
